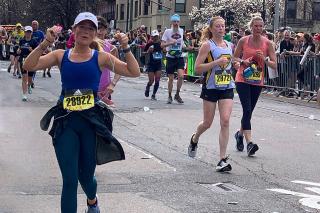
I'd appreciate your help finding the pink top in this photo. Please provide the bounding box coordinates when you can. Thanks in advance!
[66,33,75,49]
[98,40,112,93]
[235,36,269,86]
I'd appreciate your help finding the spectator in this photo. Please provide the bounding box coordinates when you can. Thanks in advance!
[280,30,294,54]
[314,33,320,54]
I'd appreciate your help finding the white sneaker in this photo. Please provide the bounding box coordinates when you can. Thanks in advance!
[22,94,27,101]
[216,156,232,172]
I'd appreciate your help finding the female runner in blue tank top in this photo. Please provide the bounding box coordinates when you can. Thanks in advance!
[23,12,140,213]
[187,16,240,172]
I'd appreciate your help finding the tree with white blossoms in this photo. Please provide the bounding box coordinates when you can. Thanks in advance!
[189,0,283,30]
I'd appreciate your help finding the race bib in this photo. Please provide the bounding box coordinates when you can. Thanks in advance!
[171,43,181,51]
[63,89,94,111]
[169,43,182,58]
[215,74,232,86]
[152,51,162,60]
[246,71,262,82]
[9,46,14,53]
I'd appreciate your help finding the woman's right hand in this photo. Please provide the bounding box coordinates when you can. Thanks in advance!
[45,26,60,43]
[215,57,229,67]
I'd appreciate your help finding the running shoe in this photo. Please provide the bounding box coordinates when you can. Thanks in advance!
[151,94,157,100]
[42,72,46,78]
[167,96,173,104]
[188,133,198,158]
[7,67,10,73]
[216,156,232,172]
[85,205,100,213]
[47,71,51,78]
[28,86,32,94]
[234,131,244,151]
[174,94,184,104]
[247,142,259,156]
[31,82,35,88]
[85,198,100,213]
[145,87,150,97]
[22,95,27,102]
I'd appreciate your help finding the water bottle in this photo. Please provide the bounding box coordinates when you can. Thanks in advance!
[243,64,256,78]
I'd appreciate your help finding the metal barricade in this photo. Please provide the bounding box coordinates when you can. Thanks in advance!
[264,54,320,102]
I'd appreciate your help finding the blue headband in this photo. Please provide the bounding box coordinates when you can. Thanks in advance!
[171,14,180,22]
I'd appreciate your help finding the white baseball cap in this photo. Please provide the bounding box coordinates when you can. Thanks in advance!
[151,30,159,37]
[73,12,98,29]
[24,26,33,32]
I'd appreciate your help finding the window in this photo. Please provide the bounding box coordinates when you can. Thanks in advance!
[313,2,320,20]
[143,2,149,15]
[139,0,141,15]
[134,1,138,18]
[175,0,186,13]
[120,4,125,20]
[287,0,297,19]
[116,4,118,19]
[158,0,162,10]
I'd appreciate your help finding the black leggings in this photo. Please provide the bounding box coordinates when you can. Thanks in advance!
[236,82,262,130]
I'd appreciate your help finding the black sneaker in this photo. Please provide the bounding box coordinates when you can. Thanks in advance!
[151,94,157,100]
[145,88,150,97]
[167,96,173,104]
[247,142,259,156]
[31,82,35,88]
[234,131,244,151]
[188,133,198,158]
[174,94,184,104]
[47,71,51,78]
[216,156,232,172]
[7,66,10,73]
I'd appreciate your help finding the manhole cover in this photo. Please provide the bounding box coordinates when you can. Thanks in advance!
[198,182,247,193]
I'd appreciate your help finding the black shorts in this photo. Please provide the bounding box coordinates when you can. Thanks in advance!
[166,57,184,75]
[9,52,19,57]
[148,62,162,72]
[200,88,234,103]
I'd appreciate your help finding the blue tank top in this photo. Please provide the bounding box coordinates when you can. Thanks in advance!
[59,49,101,100]
[204,40,235,90]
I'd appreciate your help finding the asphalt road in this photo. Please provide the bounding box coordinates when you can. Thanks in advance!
[0,60,320,213]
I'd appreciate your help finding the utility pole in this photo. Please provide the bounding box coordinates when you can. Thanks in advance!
[283,0,288,27]
[126,0,129,32]
[274,0,280,31]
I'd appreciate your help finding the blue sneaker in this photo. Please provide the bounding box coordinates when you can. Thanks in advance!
[85,205,100,213]
[235,131,244,151]
[85,198,100,213]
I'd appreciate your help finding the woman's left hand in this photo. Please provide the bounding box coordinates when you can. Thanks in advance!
[233,61,240,70]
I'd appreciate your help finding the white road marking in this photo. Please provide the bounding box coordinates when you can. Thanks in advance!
[292,180,320,187]
[267,180,320,210]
